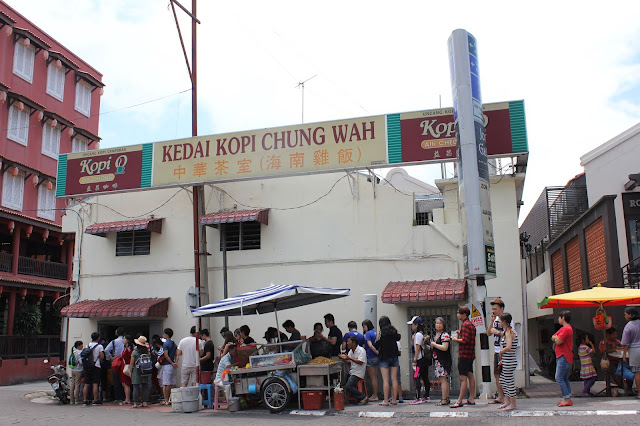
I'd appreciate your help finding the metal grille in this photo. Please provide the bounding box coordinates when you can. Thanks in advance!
[407,305,460,391]
[116,230,151,256]
[220,222,261,251]
[547,175,588,243]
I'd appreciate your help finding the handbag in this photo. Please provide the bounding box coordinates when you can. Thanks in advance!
[496,360,503,375]
[123,364,132,377]
[111,354,124,373]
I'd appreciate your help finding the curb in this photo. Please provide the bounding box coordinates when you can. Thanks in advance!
[291,409,640,418]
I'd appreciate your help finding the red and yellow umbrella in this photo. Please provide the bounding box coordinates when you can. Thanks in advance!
[538,284,640,309]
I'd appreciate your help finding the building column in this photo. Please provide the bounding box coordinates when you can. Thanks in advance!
[66,241,74,281]
[11,224,20,275]
[6,291,16,336]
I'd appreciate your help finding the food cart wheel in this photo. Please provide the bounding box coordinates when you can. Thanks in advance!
[260,377,291,413]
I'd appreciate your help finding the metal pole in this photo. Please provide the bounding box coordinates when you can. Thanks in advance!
[520,243,530,388]
[221,223,229,329]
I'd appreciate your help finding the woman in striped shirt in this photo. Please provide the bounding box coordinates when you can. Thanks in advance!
[498,312,518,411]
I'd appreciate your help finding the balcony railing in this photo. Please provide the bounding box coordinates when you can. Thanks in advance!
[0,335,61,359]
[0,252,11,273]
[622,255,640,289]
[17,256,68,280]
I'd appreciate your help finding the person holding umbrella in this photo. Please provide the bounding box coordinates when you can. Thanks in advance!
[552,310,574,407]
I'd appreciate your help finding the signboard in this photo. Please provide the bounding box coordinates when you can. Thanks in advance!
[467,301,487,333]
[153,116,387,187]
[448,29,496,279]
[56,145,150,198]
[56,102,527,198]
[399,102,516,163]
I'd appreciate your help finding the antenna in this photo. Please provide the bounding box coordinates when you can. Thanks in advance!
[295,75,317,123]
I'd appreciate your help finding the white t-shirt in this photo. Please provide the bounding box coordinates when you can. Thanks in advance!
[348,345,367,379]
[414,332,424,360]
[90,343,103,368]
[177,336,204,367]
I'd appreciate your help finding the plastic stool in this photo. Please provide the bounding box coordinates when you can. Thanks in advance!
[347,379,368,403]
[211,384,227,410]
[199,383,214,409]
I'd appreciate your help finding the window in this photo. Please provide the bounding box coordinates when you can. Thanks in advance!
[46,64,65,101]
[7,105,30,145]
[219,222,261,251]
[75,81,91,117]
[2,170,25,211]
[72,135,89,153]
[37,183,56,221]
[42,124,61,159]
[415,211,433,226]
[116,230,151,256]
[13,41,35,83]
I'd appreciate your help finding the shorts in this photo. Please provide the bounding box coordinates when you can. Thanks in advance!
[493,353,501,373]
[458,358,474,376]
[162,364,177,386]
[379,356,399,369]
[367,357,379,368]
[84,367,101,385]
[181,366,197,385]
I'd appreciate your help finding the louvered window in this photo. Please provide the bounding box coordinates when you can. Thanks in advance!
[585,218,607,286]
[220,222,261,251]
[13,42,35,83]
[552,250,564,295]
[72,135,89,153]
[46,64,65,101]
[2,170,25,211]
[42,124,61,159]
[116,230,151,256]
[37,183,56,221]
[566,237,583,292]
[7,105,30,145]
[75,81,91,117]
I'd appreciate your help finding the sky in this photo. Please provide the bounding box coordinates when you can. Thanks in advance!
[7,0,640,221]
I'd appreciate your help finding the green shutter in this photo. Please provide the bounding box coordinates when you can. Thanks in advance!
[387,113,402,164]
[509,100,528,153]
[56,154,67,198]
[141,143,153,188]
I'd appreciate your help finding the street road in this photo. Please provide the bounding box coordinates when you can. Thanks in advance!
[2,382,639,425]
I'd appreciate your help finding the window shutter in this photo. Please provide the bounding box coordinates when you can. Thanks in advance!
[43,125,52,154]
[13,43,34,82]
[72,136,88,153]
[8,106,19,140]
[2,171,24,211]
[47,65,65,101]
[18,109,29,142]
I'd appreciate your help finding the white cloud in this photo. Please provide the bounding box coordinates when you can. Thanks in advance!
[7,0,640,220]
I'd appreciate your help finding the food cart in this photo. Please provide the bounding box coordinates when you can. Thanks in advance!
[191,284,350,412]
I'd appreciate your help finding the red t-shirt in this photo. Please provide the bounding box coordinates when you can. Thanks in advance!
[554,325,573,362]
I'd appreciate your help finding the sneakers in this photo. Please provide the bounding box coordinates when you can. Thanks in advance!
[422,397,431,403]
[409,398,425,405]
[91,400,102,406]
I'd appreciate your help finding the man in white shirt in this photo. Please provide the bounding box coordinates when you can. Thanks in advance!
[176,326,204,387]
[214,344,238,402]
[339,336,368,405]
[82,332,104,406]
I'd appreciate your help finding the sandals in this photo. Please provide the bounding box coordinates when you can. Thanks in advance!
[463,400,476,405]
[449,402,464,408]
[119,401,130,406]
[436,398,450,406]
[488,399,503,404]
[378,402,390,406]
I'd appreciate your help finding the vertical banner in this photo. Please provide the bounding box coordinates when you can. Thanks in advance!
[448,29,495,278]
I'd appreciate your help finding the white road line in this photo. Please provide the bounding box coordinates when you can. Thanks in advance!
[358,411,395,418]
[430,411,469,418]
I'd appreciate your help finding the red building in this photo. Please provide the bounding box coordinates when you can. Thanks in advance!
[0,1,103,384]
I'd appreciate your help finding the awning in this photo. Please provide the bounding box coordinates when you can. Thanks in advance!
[85,218,163,237]
[381,279,467,303]
[0,272,70,290]
[200,208,269,227]
[61,298,170,318]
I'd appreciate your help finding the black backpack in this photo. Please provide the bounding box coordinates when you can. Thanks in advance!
[136,353,153,376]
[80,343,95,371]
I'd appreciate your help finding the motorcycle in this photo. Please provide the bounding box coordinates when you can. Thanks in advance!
[44,359,70,404]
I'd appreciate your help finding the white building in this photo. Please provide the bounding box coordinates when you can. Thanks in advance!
[62,164,527,392]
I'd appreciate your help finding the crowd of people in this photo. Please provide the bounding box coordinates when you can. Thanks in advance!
[66,302,640,411]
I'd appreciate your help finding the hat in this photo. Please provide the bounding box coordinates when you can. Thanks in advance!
[407,316,423,325]
[134,336,148,346]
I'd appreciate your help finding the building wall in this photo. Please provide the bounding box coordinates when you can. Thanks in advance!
[582,125,640,267]
[64,170,526,390]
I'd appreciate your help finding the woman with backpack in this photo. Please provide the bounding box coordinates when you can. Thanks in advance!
[130,335,152,408]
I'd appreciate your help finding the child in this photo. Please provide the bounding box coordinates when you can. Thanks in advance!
[70,341,84,404]
[578,333,597,396]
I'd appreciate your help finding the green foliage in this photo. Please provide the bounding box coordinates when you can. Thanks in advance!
[14,303,42,336]
[41,303,62,336]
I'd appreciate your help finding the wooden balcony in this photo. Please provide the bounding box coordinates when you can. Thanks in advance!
[0,254,68,280]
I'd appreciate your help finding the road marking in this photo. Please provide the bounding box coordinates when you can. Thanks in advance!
[509,411,554,417]
[290,410,326,416]
[430,411,469,417]
[358,411,395,418]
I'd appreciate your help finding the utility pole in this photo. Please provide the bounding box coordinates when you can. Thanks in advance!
[170,0,209,332]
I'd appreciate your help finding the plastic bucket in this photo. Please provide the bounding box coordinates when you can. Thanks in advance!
[181,386,200,413]
[227,397,240,412]
[170,388,183,412]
